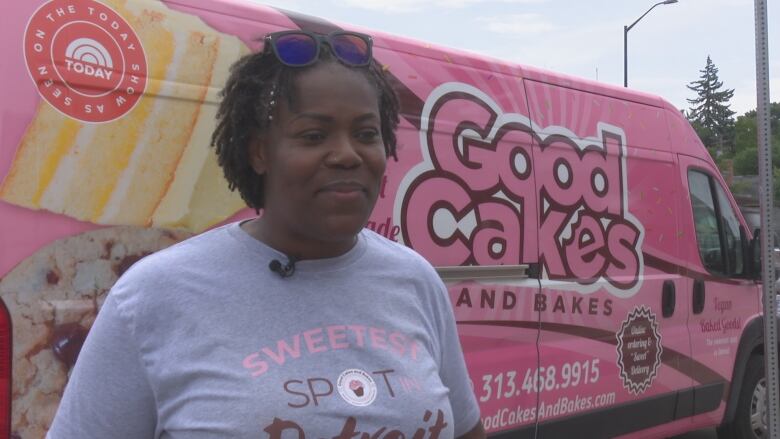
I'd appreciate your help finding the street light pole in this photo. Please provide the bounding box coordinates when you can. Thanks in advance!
[623,0,678,88]
[624,25,629,87]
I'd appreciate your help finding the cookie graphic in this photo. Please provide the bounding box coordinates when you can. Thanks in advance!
[0,226,190,438]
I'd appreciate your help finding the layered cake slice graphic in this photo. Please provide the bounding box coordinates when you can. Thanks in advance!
[0,0,248,232]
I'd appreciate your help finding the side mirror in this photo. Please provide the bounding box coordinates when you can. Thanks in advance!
[749,227,780,281]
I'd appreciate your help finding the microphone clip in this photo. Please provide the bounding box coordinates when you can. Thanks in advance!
[269,256,297,279]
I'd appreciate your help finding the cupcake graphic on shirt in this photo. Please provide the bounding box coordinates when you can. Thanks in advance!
[337,369,377,406]
[350,380,364,397]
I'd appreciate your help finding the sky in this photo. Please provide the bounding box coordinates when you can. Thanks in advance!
[257,0,778,117]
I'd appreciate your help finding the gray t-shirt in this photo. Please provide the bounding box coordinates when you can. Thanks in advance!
[47,222,480,438]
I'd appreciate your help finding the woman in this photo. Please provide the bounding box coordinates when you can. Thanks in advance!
[48,30,484,439]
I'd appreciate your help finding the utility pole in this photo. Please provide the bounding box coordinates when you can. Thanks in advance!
[754,0,779,436]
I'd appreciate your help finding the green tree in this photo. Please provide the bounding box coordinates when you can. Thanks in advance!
[727,102,780,205]
[733,147,758,175]
[731,103,780,175]
[734,110,758,152]
[687,56,737,156]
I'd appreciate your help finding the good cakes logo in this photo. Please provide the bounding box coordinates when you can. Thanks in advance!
[396,83,644,297]
[616,306,662,394]
[24,0,148,123]
[337,369,378,407]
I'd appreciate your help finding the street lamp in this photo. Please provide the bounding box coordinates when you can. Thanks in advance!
[623,0,678,87]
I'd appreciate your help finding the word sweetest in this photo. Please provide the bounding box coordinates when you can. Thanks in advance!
[399,83,644,297]
[243,325,419,378]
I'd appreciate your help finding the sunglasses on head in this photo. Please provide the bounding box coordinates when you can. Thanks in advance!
[264,30,373,67]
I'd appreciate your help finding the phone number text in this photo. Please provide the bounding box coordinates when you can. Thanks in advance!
[478,359,601,402]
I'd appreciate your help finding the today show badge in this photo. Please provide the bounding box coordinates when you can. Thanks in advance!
[24,0,148,123]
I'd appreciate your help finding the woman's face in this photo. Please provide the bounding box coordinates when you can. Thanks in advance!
[250,61,387,257]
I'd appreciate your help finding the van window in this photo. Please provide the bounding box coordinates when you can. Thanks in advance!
[715,183,744,274]
[688,170,744,275]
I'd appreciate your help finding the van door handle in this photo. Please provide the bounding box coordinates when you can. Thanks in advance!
[662,280,676,318]
[692,279,705,314]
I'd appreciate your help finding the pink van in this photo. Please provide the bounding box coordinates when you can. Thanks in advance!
[0,1,771,438]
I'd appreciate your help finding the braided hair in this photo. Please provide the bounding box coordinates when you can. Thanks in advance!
[211,42,400,210]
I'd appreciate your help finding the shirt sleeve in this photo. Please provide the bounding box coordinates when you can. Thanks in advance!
[431,277,481,437]
[46,292,157,439]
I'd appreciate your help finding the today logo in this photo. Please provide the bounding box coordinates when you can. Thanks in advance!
[64,37,115,82]
[24,0,148,123]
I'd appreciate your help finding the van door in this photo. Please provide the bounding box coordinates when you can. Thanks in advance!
[524,80,697,437]
[436,265,541,436]
[391,79,542,435]
[676,154,759,429]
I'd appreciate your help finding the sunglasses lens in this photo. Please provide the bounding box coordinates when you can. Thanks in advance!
[274,33,317,66]
[331,34,370,66]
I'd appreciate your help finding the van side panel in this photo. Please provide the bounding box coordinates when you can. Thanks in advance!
[524,79,709,438]
[666,103,762,429]
[373,55,544,431]
[1,1,761,437]
[676,152,761,431]
[664,100,713,158]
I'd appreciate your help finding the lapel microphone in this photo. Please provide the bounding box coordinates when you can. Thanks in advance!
[269,256,297,278]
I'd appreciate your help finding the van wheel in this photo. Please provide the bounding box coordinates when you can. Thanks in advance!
[717,355,767,439]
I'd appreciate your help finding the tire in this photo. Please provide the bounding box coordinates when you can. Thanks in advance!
[717,355,767,439]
